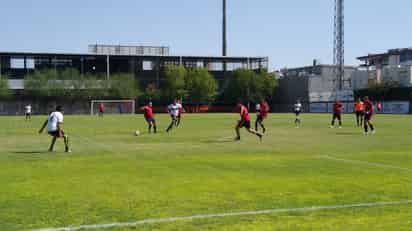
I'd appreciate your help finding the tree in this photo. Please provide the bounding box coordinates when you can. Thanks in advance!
[24,69,58,98]
[185,68,218,105]
[224,69,256,105]
[143,83,161,101]
[24,69,141,99]
[254,71,278,102]
[0,75,12,99]
[162,65,187,100]
[107,73,141,99]
[223,69,278,105]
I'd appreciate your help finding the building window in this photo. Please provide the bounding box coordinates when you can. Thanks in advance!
[227,62,243,71]
[208,62,223,71]
[10,58,35,69]
[143,61,153,71]
[196,61,204,68]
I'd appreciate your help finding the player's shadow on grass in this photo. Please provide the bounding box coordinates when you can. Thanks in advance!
[334,131,361,136]
[11,151,50,155]
[202,138,234,144]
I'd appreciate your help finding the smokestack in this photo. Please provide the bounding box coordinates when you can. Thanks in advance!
[222,0,227,57]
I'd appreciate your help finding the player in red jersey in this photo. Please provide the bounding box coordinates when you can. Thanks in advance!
[330,100,343,128]
[363,96,375,135]
[235,101,263,141]
[98,102,105,117]
[255,99,269,133]
[141,102,157,133]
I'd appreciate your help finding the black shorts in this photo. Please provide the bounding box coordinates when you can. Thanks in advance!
[145,117,155,124]
[26,113,31,116]
[356,111,364,117]
[238,120,251,129]
[48,130,64,137]
[364,113,373,121]
[333,113,342,120]
[256,115,264,122]
[294,110,301,116]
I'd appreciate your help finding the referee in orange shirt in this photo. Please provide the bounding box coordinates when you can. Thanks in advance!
[354,98,365,127]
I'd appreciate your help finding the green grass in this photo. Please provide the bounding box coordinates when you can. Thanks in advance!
[0,113,411,231]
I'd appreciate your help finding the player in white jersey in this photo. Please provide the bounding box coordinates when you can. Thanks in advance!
[166,99,183,132]
[294,100,302,127]
[175,99,184,127]
[25,104,32,121]
[39,105,71,153]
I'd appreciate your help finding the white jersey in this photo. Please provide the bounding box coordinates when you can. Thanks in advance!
[255,104,261,115]
[25,105,32,114]
[294,103,302,112]
[168,103,182,117]
[47,111,64,132]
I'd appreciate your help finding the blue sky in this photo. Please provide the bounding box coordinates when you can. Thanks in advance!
[1,0,411,70]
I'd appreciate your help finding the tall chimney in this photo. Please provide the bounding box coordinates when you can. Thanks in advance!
[222,0,227,56]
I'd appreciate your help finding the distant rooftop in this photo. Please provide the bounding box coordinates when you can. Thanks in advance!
[88,44,170,56]
[357,47,412,60]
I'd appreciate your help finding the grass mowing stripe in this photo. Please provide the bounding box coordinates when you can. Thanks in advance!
[318,155,412,172]
[25,200,412,231]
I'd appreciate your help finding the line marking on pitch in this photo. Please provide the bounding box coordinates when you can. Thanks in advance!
[318,155,412,172]
[25,200,412,231]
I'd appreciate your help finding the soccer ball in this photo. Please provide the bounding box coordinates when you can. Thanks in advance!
[134,130,140,136]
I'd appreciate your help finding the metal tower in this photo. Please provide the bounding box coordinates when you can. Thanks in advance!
[333,0,344,90]
[222,0,227,57]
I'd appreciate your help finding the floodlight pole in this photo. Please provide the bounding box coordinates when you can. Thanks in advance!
[222,0,227,57]
[333,0,344,91]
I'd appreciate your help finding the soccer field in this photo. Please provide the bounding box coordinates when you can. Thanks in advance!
[1,113,411,231]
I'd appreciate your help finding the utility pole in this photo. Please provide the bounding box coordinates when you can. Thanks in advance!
[333,0,344,90]
[222,0,227,57]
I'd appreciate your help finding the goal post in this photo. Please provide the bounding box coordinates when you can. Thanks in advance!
[90,100,136,115]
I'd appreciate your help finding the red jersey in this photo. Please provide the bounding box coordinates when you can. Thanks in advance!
[364,100,374,114]
[333,102,343,114]
[99,103,105,113]
[260,101,269,118]
[239,105,251,122]
[142,105,154,119]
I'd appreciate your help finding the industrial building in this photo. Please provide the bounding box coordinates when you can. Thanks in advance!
[277,63,367,104]
[357,48,412,87]
[0,45,268,90]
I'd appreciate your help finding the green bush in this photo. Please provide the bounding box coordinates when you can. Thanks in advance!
[0,76,12,99]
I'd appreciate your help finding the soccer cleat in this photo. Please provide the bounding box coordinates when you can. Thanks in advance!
[371,130,376,135]
[234,137,241,141]
[338,126,342,129]
[257,134,263,142]
[330,125,334,128]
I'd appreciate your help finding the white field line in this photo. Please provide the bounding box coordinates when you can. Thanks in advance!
[318,155,412,172]
[25,200,412,231]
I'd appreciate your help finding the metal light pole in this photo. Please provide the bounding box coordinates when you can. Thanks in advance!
[222,0,227,57]
[333,0,344,90]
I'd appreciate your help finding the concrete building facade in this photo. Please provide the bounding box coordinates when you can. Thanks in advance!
[277,64,367,105]
[358,48,412,87]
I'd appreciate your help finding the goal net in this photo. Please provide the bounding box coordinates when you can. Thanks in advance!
[90,100,135,115]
